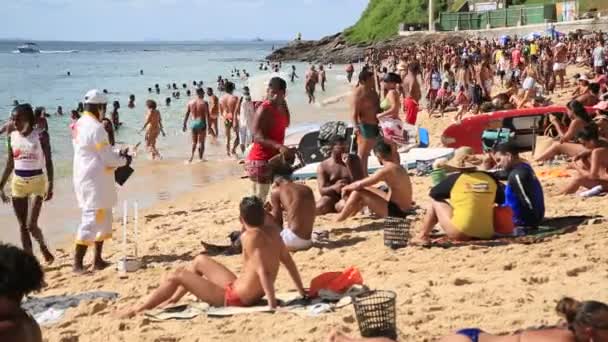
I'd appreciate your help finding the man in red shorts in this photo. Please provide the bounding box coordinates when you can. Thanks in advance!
[117,196,306,317]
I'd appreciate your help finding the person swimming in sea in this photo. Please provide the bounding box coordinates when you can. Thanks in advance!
[128,94,135,109]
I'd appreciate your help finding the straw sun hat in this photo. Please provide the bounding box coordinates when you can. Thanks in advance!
[446,146,480,171]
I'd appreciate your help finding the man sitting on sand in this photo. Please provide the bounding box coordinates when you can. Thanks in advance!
[0,243,44,342]
[336,141,413,222]
[118,197,306,318]
[269,173,316,251]
[414,150,504,244]
[316,137,364,215]
[492,142,545,227]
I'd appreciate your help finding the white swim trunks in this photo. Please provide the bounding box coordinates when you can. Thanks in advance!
[553,62,566,72]
[280,228,312,251]
[76,208,113,246]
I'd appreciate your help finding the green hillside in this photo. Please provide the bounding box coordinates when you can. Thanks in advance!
[343,0,449,43]
[344,0,608,44]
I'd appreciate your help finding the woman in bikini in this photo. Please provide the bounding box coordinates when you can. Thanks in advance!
[377,73,404,145]
[141,100,166,160]
[327,297,608,342]
[535,100,593,162]
[0,104,54,264]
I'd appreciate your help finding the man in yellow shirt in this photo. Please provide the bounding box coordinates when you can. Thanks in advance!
[414,151,504,243]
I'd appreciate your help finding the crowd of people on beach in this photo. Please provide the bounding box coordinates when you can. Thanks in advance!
[1,29,608,341]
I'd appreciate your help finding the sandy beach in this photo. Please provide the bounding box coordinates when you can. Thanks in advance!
[33,65,608,342]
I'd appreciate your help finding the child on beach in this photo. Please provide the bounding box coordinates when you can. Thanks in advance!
[111,101,122,130]
[141,100,166,160]
[453,85,470,122]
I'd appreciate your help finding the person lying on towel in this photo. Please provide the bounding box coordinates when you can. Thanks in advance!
[117,197,306,318]
[326,296,608,342]
[268,171,316,252]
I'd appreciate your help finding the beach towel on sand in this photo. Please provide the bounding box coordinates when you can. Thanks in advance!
[22,291,119,325]
[424,216,597,248]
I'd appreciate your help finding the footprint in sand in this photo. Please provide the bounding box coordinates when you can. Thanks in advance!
[566,266,590,277]
[453,278,473,286]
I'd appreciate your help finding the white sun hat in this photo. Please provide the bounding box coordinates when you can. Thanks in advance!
[84,89,108,104]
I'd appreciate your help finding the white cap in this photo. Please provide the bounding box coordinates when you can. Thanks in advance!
[579,74,589,82]
[84,89,108,104]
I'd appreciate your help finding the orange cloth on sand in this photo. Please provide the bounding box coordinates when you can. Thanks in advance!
[538,169,570,179]
[309,267,363,298]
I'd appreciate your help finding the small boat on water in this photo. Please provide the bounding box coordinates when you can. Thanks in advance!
[17,43,40,53]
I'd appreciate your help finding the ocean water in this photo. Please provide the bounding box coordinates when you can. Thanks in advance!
[0,40,352,245]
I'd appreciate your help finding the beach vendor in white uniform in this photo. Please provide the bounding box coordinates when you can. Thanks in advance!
[0,104,55,264]
[72,89,131,274]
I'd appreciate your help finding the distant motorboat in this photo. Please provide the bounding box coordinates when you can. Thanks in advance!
[17,43,40,53]
[253,37,264,42]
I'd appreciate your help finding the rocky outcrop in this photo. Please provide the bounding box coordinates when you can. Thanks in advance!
[266,32,471,64]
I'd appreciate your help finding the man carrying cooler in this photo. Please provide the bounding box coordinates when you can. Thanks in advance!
[72,89,131,274]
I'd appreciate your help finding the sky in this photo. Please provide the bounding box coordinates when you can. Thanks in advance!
[1,0,369,41]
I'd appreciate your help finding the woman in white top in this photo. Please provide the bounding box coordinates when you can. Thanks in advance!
[0,104,54,263]
[237,88,255,156]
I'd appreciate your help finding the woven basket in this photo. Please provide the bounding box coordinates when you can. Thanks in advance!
[353,290,397,339]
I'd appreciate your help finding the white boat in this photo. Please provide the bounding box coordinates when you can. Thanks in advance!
[17,43,40,53]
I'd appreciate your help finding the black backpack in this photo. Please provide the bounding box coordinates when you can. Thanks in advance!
[318,121,348,156]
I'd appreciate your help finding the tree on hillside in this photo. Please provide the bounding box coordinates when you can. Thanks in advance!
[344,0,450,43]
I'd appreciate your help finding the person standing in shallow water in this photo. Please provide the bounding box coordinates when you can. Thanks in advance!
[141,100,166,160]
[219,82,240,156]
[0,104,55,264]
[183,88,209,163]
[72,89,131,273]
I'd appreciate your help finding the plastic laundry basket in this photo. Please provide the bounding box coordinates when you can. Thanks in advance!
[384,217,410,249]
[353,290,397,340]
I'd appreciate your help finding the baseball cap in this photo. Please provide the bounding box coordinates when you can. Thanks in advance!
[84,89,108,104]
[579,74,589,82]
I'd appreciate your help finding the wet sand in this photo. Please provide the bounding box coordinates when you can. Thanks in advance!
[0,66,353,246]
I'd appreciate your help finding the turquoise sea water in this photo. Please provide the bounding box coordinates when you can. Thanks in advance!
[0,40,352,245]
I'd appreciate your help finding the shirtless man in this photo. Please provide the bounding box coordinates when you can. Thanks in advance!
[336,140,413,222]
[269,174,316,252]
[554,42,568,90]
[352,69,380,177]
[319,65,327,92]
[561,125,608,195]
[478,60,493,100]
[316,138,364,215]
[403,63,421,125]
[183,88,209,163]
[305,65,319,104]
[206,88,220,141]
[219,82,240,156]
[117,197,306,318]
